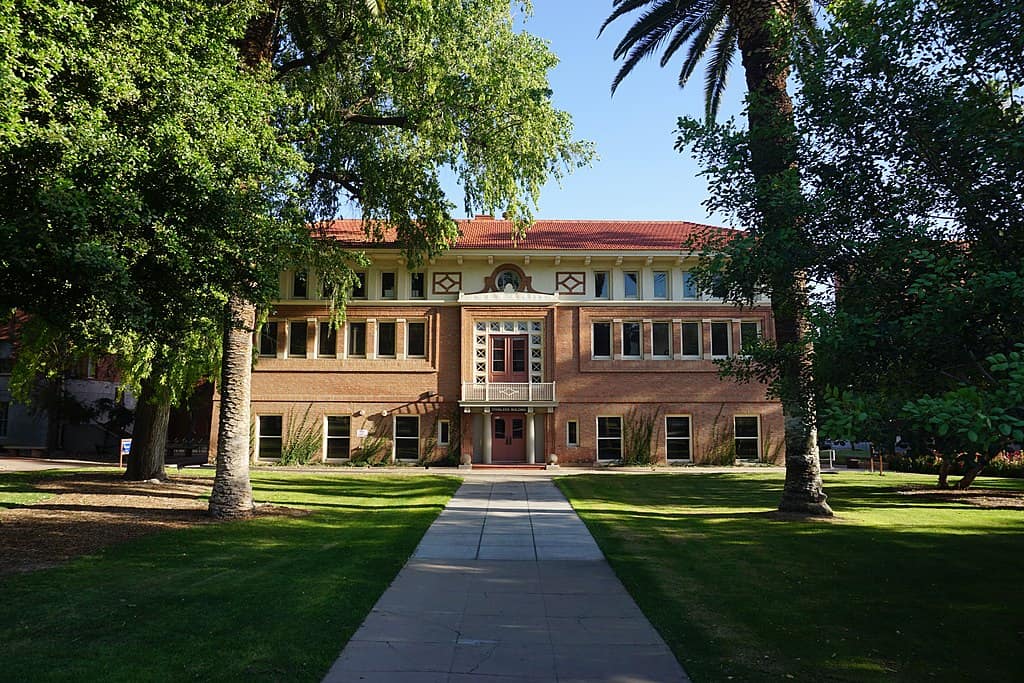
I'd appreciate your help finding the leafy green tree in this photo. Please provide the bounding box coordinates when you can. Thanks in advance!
[208,0,592,516]
[604,0,832,514]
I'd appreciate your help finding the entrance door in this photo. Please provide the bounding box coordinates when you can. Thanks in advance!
[489,335,528,383]
[492,413,526,462]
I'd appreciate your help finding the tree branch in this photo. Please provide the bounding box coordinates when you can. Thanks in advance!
[341,113,416,130]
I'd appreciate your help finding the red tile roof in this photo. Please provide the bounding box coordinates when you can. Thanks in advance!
[317,216,731,251]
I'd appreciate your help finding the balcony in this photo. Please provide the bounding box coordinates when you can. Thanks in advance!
[461,382,556,404]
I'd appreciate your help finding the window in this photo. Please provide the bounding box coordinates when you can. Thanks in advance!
[377,321,396,357]
[681,322,701,358]
[621,322,641,358]
[410,272,425,299]
[380,272,396,299]
[711,276,727,299]
[0,401,8,437]
[318,322,337,358]
[348,322,366,357]
[597,416,622,460]
[289,321,307,358]
[495,269,522,292]
[438,419,451,446]
[711,322,731,358]
[395,415,419,459]
[325,416,350,460]
[566,420,579,447]
[735,416,760,459]
[740,321,761,351]
[259,322,278,357]
[592,322,611,358]
[293,270,308,299]
[666,416,692,460]
[652,322,671,358]
[623,271,639,299]
[258,415,283,461]
[682,272,698,299]
[320,278,334,299]
[407,321,426,357]
[351,272,367,299]
[0,341,12,373]
[594,271,610,299]
[653,271,668,299]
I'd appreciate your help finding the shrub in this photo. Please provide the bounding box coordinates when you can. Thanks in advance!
[278,405,321,465]
[621,407,658,465]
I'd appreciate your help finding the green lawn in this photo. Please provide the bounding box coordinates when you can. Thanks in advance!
[0,471,459,682]
[557,472,1024,682]
[0,470,58,507]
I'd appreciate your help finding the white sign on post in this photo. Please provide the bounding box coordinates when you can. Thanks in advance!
[119,438,132,467]
[356,429,369,438]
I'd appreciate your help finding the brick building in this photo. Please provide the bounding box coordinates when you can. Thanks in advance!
[221,216,783,466]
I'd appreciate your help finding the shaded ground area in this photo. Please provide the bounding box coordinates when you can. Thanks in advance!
[896,485,1024,509]
[0,473,212,575]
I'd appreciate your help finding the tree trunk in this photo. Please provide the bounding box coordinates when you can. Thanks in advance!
[954,463,985,490]
[208,295,256,518]
[124,377,170,481]
[732,0,832,515]
[937,460,950,489]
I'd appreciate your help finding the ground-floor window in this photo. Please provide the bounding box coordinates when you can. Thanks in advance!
[437,419,451,446]
[665,416,692,460]
[734,416,760,459]
[566,420,579,447]
[325,416,350,459]
[257,415,283,460]
[395,415,419,459]
[597,416,622,460]
[0,401,8,437]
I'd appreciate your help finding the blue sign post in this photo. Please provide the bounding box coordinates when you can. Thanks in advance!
[120,438,132,467]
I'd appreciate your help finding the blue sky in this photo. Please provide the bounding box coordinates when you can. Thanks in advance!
[447,3,747,224]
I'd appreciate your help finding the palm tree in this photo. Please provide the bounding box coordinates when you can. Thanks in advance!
[603,0,832,515]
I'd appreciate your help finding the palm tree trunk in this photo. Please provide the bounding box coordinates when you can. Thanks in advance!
[124,377,170,481]
[732,0,832,515]
[208,295,256,518]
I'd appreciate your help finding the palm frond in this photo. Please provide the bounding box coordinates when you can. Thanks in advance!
[704,18,737,120]
[609,1,710,93]
[675,2,727,90]
[599,0,659,36]
[659,6,714,68]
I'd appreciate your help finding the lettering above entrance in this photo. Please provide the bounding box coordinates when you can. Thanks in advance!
[470,263,547,295]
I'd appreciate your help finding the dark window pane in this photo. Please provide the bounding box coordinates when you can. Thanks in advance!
[327,416,350,437]
[598,417,622,438]
[511,339,526,372]
[741,322,760,349]
[622,322,641,357]
[682,322,700,356]
[494,418,506,439]
[594,272,609,298]
[593,322,611,357]
[410,273,425,298]
[512,419,524,439]
[396,416,419,437]
[259,415,282,437]
[377,322,396,356]
[381,272,396,298]
[653,271,668,298]
[293,270,308,298]
[349,323,366,356]
[259,437,282,460]
[667,439,691,459]
[567,421,578,445]
[683,272,698,298]
[326,416,350,459]
[735,416,759,438]
[711,276,727,299]
[624,271,639,298]
[653,322,670,356]
[666,417,690,438]
[289,321,307,357]
[352,272,366,299]
[711,322,730,356]
[319,322,337,357]
[736,438,759,459]
[438,420,450,445]
[407,322,426,356]
[259,322,278,356]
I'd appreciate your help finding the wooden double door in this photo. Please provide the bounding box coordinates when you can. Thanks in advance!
[492,412,526,462]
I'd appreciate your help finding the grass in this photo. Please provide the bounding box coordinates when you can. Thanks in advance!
[0,470,59,508]
[0,470,460,682]
[556,471,1024,682]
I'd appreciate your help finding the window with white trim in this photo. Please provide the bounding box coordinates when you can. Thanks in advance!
[682,272,699,299]
[652,322,671,358]
[395,415,419,459]
[377,321,396,357]
[597,416,622,460]
[740,321,761,352]
[259,322,278,357]
[681,322,701,358]
[348,322,366,357]
[292,270,308,299]
[711,322,731,358]
[407,321,426,357]
[623,271,640,299]
[621,322,641,358]
[592,322,612,359]
[652,270,668,299]
[594,271,610,299]
[665,416,692,460]
[318,322,337,358]
[257,415,283,461]
[437,419,451,446]
[325,416,350,459]
[410,272,426,299]
[289,321,307,358]
[351,272,367,299]
[566,420,579,447]
[735,416,760,459]
[380,272,396,299]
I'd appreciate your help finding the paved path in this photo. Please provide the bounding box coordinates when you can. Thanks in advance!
[324,478,689,683]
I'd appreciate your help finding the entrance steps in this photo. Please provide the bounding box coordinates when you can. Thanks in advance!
[470,463,547,470]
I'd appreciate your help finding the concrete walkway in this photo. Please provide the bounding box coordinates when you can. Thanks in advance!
[324,477,689,683]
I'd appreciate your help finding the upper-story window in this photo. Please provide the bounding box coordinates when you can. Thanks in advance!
[592,322,612,359]
[318,322,337,358]
[380,272,396,299]
[259,322,278,357]
[652,322,671,358]
[681,322,701,358]
[652,271,668,299]
[407,322,426,357]
[711,321,731,358]
[320,279,334,299]
[292,270,308,299]
[495,269,522,292]
[377,321,397,357]
[289,321,307,358]
[0,341,12,374]
[594,271,610,299]
[623,271,640,299]
[351,272,367,299]
[0,401,8,437]
[410,272,426,299]
[682,272,698,299]
[740,321,761,351]
[621,322,642,358]
[348,322,366,357]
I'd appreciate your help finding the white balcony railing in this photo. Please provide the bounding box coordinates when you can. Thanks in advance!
[461,382,556,403]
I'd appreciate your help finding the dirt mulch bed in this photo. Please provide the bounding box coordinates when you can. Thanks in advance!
[0,473,303,577]
[896,486,1024,510]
